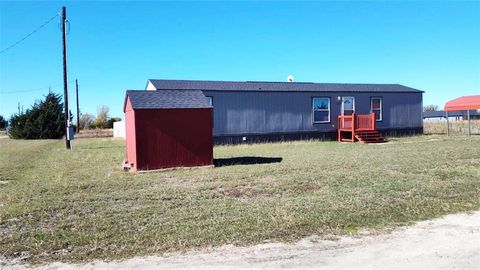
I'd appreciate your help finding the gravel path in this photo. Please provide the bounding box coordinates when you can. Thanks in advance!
[4,211,480,270]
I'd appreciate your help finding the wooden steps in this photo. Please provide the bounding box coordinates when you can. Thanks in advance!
[337,113,386,144]
[354,130,386,143]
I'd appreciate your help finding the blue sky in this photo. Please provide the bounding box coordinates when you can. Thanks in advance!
[1,1,479,120]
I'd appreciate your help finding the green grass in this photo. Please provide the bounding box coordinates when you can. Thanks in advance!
[1,135,479,264]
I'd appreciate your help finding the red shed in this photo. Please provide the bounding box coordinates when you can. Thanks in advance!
[123,90,213,172]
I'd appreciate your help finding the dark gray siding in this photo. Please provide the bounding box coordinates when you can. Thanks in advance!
[202,91,422,136]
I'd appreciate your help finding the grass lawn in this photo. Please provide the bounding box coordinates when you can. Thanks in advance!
[1,135,479,264]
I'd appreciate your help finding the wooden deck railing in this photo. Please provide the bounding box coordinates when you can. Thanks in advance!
[356,113,376,131]
[338,114,354,130]
[338,113,376,142]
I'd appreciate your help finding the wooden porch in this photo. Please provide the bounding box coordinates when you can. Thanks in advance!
[337,113,385,143]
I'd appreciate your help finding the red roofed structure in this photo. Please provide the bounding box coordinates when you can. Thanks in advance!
[444,95,480,136]
[444,95,480,111]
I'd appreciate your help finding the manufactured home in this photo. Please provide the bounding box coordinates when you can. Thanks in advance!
[144,79,423,144]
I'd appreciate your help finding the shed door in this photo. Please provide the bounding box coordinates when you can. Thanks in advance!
[341,97,355,115]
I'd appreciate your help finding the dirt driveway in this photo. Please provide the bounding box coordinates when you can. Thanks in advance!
[4,211,480,270]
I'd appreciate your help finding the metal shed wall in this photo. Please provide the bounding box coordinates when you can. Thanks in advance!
[202,91,423,137]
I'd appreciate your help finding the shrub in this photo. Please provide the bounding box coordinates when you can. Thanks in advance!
[106,117,122,129]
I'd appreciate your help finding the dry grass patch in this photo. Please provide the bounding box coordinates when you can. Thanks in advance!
[75,129,113,138]
[424,119,480,135]
[0,135,479,265]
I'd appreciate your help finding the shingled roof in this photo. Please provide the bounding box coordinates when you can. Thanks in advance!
[124,90,212,111]
[147,79,423,93]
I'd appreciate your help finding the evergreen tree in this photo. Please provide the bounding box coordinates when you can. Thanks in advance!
[9,93,66,139]
[0,115,7,130]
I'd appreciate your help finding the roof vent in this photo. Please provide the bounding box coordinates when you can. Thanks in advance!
[287,75,294,82]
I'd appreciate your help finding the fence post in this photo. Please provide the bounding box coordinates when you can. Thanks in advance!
[446,111,449,136]
[467,110,471,136]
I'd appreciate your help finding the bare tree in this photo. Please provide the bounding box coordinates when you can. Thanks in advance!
[93,105,110,129]
[79,113,95,130]
[423,104,439,112]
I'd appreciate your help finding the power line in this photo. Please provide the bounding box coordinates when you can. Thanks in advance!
[0,87,58,94]
[0,80,75,94]
[0,13,59,54]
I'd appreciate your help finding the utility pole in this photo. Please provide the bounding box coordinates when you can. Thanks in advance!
[62,6,71,149]
[76,79,80,133]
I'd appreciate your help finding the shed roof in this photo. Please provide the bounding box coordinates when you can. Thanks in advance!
[124,90,212,111]
[147,79,423,93]
[444,95,480,111]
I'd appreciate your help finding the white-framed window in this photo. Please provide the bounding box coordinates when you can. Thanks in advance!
[341,96,355,115]
[370,97,382,121]
[312,97,330,123]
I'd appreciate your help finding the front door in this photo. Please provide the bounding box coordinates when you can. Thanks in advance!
[341,97,355,115]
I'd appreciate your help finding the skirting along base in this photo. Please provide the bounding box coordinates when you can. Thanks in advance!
[214,127,423,145]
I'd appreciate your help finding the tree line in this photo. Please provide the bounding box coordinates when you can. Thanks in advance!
[78,105,121,130]
[0,93,121,139]
[423,104,439,112]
